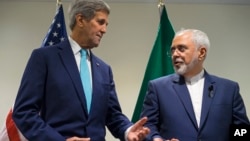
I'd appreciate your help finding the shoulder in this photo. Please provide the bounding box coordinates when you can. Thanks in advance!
[210,73,237,82]
[207,73,239,87]
[31,40,69,56]
[90,52,110,68]
[151,74,177,84]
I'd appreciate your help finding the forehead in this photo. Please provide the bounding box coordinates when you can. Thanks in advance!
[94,11,109,18]
[93,11,109,22]
[171,31,193,47]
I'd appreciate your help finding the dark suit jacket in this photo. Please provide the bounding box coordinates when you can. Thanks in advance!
[12,40,132,141]
[141,71,249,141]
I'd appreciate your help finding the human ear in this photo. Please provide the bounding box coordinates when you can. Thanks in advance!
[75,14,84,27]
[198,47,207,60]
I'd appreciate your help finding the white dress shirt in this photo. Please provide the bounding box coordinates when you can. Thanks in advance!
[68,36,92,88]
[185,69,205,127]
[68,37,131,140]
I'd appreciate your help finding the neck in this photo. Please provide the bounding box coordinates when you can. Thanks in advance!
[70,34,90,49]
[183,67,204,79]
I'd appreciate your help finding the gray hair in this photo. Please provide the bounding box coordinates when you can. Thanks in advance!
[68,0,110,30]
[175,28,210,53]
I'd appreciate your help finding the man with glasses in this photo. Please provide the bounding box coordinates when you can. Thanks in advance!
[140,29,249,141]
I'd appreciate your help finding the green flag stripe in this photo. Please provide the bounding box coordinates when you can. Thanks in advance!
[132,5,175,122]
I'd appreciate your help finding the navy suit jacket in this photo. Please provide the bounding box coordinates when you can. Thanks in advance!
[12,40,132,141]
[141,72,249,141]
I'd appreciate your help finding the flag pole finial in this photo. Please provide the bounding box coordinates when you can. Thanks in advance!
[158,0,165,8]
[57,0,62,6]
[158,0,165,17]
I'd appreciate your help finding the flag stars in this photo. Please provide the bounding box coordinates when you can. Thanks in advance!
[41,5,67,47]
[60,37,65,41]
[48,41,54,46]
[53,31,58,37]
[57,23,61,28]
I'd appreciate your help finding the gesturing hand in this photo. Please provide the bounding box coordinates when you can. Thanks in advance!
[127,117,150,141]
[153,137,179,141]
[66,136,90,141]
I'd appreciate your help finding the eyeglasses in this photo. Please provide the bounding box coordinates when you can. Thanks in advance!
[170,45,187,55]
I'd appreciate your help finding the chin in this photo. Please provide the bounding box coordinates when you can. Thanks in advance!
[175,66,187,75]
[94,42,100,47]
[90,43,99,48]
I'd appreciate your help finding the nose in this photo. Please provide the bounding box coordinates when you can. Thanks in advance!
[101,25,107,34]
[171,49,180,57]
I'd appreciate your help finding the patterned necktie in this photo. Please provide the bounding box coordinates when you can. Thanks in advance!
[80,49,92,113]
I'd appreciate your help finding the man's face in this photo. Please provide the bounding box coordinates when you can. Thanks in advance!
[171,32,200,76]
[81,11,109,48]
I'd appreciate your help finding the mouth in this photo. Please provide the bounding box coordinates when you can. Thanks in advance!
[174,62,182,67]
[96,34,102,39]
[173,58,183,66]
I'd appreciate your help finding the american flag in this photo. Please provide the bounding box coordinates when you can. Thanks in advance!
[42,4,67,47]
[0,3,67,141]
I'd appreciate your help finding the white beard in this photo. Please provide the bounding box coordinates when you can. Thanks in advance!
[174,56,198,75]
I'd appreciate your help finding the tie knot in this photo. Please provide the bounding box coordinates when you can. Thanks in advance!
[80,49,87,57]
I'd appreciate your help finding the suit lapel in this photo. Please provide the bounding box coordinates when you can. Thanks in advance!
[87,52,102,116]
[172,75,198,129]
[199,72,216,129]
[57,41,88,116]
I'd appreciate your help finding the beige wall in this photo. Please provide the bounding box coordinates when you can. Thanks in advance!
[0,1,250,140]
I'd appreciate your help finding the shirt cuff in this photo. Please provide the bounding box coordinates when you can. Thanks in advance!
[124,126,132,141]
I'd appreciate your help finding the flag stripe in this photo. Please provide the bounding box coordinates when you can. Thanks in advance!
[6,109,20,141]
[132,5,175,122]
[1,3,67,141]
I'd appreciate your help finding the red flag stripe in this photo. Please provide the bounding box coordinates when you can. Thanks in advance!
[6,109,21,141]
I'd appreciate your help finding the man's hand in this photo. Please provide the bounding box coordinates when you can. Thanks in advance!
[153,137,179,141]
[127,117,150,141]
[66,137,90,141]
[166,138,179,141]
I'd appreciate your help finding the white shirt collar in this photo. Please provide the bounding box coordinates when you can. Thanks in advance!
[68,36,90,56]
[185,69,205,84]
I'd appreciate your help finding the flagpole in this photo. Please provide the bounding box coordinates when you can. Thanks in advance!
[158,0,165,17]
[57,0,62,6]
[56,0,62,13]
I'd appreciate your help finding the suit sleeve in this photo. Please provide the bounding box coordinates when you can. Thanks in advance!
[232,82,250,125]
[140,81,163,140]
[105,66,133,140]
[12,49,65,141]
